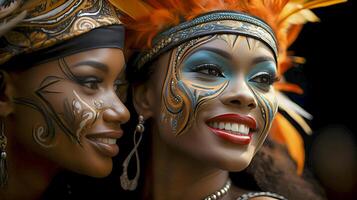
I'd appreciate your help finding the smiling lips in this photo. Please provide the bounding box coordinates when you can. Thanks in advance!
[86,131,123,157]
[206,114,257,145]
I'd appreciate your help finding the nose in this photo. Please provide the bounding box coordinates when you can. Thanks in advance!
[221,79,257,110]
[102,99,130,125]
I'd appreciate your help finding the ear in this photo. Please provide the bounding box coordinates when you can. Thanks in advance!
[0,70,15,117]
[132,82,154,119]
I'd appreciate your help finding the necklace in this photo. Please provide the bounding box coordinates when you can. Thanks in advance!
[203,179,231,200]
[237,191,287,200]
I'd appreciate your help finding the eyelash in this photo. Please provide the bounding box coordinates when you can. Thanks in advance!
[113,80,127,92]
[250,72,279,85]
[114,80,128,101]
[193,64,225,77]
[75,76,103,90]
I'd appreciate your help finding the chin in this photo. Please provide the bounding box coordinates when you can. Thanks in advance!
[210,150,254,172]
[218,158,252,172]
[75,160,113,178]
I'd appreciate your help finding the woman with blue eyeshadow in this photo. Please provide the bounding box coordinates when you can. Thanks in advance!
[0,1,131,199]
[112,0,344,199]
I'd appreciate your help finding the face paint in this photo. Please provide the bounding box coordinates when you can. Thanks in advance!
[221,34,278,150]
[13,58,111,146]
[7,48,128,178]
[219,35,278,134]
[13,97,56,147]
[71,90,97,142]
[152,34,278,171]
[246,61,278,148]
[161,36,230,135]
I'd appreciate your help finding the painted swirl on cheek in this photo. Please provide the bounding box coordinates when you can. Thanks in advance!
[161,51,189,135]
[161,36,229,135]
[13,58,106,147]
[34,74,97,144]
[71,90,97,141]
[46,59,109,144]
[13,97,56,147]
[248,85,278,149]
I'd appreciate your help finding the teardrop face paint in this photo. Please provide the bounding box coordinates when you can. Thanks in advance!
[148,34,278,171]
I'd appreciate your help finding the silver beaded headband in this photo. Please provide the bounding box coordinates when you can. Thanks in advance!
[134,10,278,70]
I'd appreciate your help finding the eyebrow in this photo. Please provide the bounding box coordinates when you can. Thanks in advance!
[192,47,233,60]
[190,47,276,68]
[71,60,109,72]
[251,56,276,66]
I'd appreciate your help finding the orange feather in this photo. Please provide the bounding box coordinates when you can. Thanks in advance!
[270,113,305,175]
[275,82,304,94]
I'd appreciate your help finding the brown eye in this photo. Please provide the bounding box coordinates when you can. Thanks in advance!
[254,76,269,84]
[83,82,99,89]
[250,72,275,85]
[195,64,225,77]
[76,76,102,90]
[114,80,128,102]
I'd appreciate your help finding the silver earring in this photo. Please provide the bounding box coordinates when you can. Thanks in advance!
[0,119,8,187]
[120,115,144,191]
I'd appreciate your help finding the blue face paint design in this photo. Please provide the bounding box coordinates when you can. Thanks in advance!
[161,37,230,135]
[246,61,277,91]
[162,35,278,136]
[181,50,234,86]
[245,60,278,142]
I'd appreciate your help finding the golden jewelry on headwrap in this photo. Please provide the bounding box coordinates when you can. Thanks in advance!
[0,0,123,65]
[0,0,26,36]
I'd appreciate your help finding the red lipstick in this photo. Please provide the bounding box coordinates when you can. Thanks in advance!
[206,114,257,145]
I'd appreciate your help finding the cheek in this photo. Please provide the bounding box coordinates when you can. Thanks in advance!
[11,106,44,144]
[160,74,229,136]
[259,89,278,125]
[250,88,278,149]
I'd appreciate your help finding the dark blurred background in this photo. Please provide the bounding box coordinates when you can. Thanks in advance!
[286,1,357,199]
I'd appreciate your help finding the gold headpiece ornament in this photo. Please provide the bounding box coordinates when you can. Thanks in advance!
[0,0,123,65]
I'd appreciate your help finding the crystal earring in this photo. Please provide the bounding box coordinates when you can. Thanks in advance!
[0,119,8,187]
[120,115,144,190]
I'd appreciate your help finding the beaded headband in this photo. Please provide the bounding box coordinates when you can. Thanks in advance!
[135,10,278,70]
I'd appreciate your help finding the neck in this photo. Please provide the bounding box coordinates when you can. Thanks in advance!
[145,129,230,200]
[0,140,59,200]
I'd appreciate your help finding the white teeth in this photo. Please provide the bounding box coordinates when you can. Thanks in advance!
[245,126,250,134]
[95,138,117,145]
[232,123,239,132]
[225,123,231,130]
[213,122,218,128]
[238,124,245,133]
[209,121,250,135]
[219,122,225,129]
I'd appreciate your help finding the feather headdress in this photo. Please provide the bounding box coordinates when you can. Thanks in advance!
[112,0,346,174]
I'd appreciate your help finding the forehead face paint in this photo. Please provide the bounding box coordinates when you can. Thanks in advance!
[13,58,109,147]
[161,36,230,135]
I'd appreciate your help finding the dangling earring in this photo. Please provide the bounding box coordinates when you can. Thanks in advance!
[0,119,8,187]
[120,115,145,191]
